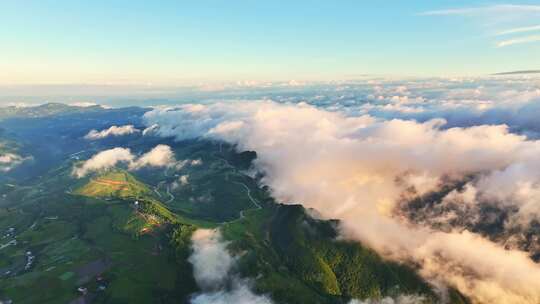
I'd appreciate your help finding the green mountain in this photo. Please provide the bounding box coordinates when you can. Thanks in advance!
[222,204,469,304]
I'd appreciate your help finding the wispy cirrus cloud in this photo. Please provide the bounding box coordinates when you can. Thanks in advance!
[420,4,540,48]
[420,4,540,16]
[496,24,540,36]
[497,35,540,47]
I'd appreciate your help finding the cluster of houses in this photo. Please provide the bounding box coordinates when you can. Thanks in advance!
[24,251,35,271]
[0,228,38,280]
[77,276,108,296]
[0,228,17,251]
[96,276,108,291]
[2,227,15,239]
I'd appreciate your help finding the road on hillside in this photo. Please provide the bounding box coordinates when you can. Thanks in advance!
[165,184,174,204]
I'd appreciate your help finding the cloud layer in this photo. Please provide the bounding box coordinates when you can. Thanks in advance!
[144,98,540,304]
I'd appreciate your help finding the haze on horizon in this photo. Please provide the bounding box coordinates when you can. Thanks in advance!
[1,1,540,87]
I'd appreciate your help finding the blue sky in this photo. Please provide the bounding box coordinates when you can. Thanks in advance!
[1,1,539,84]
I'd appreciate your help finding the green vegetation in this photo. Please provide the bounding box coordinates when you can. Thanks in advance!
[222,204,446,304]
[133,141,261,223]
[0,197,196,304]
[0,165,197,303]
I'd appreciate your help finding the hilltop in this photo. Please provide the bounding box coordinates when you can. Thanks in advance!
[74,170,151,199]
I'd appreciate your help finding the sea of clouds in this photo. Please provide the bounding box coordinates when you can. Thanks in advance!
[138,75,540,304]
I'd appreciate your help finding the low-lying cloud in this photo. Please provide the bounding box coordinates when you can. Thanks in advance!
[72,144,175,177]
[84,125,140,140]
[0,152,31,172]
[144,100,540,304]
[188,229,273,304]
[171,174,189,189]
[142,124,159,136]
[128,144,175,170]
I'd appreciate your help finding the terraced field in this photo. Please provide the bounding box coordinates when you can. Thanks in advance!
[75,171,151,199]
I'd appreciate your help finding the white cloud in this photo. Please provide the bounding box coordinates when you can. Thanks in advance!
[191,284,274,304]
[497,35,540,47]
[84,125,140,140]
[142,124,159,136]
[189,229,235,289]
[0,152,31,172]
[72,145,176,177]
[68,102,100,107]
[171,174,190,190]
[461,159,540,227]
[356,79,540,135]
[420,4,540,16]
[129,144,175,170]
[189,229,273,304]
[496,24,540,36]
[145,101,540,304]
[171,158,203,171]
[191,159,203,166]
[420,4,540,48]
[72,147,134,178]
[1,102,31,108]
[179,175,189,186]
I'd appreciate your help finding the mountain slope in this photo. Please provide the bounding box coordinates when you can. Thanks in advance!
[0,103,103,121]
[223,204,470,304]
